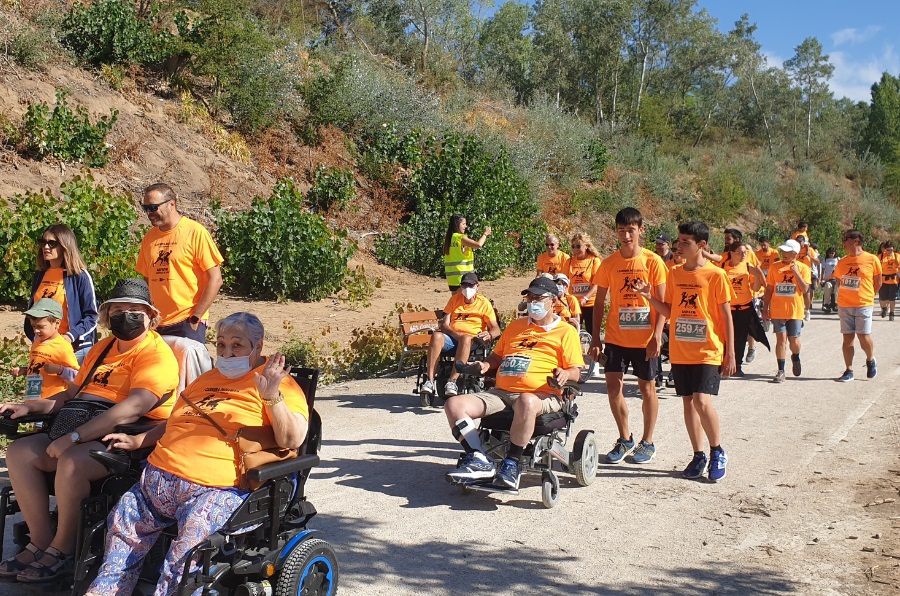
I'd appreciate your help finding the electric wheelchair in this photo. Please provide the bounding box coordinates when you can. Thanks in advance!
[450,366,597,509]
[0,367,337,596]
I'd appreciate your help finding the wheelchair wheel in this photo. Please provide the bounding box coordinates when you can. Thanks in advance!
[541,471,560,509]
[571,430,598,486]
[420,392,434,407]
[277,537,339,596]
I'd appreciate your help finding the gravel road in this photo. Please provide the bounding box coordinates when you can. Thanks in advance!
[3,309,899,595]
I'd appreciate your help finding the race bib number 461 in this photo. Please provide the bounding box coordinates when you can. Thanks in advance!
[619,307,651,330]
[674,318,708,343]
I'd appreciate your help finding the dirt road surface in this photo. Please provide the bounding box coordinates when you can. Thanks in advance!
[2,309,899,594]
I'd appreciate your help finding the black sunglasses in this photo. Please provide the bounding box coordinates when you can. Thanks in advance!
[141,198,173,213]
[39,238,60,249]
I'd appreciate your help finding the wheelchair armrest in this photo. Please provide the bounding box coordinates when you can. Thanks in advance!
[114,422,159,435]
[246,454,320,485]
[0,412,54,424]
[89,446,154,475]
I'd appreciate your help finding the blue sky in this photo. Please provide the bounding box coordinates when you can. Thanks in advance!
[695,0,900,102]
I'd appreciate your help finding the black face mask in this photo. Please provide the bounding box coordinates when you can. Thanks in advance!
[109,312,146,341]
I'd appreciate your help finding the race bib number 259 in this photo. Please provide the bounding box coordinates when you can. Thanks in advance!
[674,318,707,343]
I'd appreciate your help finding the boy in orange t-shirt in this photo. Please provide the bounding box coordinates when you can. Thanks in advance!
[636,220,734,482]
[10,298,79,399]
[762,239,811,383]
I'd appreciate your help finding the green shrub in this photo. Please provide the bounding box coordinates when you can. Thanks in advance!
[696,166,752,227]
[22,89,118,167]
[375,133,546,279]
[0,175,144,302]
[279,334,337,384]
[7,24,50,70]
[337,266,381,310]
[308,165,356,213]
[784,167,844,252]
[336,317,403,380]
[60,0,173,66]
[0,335,29,403]
[213,178,356,301]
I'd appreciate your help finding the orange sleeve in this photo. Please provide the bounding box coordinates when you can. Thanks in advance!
[591,258,610,289]
[560,325,586,369]
[135,236,151,277]
[192,225,224,272]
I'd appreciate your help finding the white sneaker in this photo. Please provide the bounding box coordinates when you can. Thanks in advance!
[804,310,811,322]
[420,379,435,395]
[444,380,459,396]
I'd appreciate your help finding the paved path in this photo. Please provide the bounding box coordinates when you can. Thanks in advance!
[2,309,899,594]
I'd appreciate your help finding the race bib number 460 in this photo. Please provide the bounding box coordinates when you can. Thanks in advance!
[775,283,796,297]
[674,318,707,343]
[841,276,861,290]
[499,355,531,377]
[618,307,651,330]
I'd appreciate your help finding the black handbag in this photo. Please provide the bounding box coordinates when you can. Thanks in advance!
[46,341,115,441]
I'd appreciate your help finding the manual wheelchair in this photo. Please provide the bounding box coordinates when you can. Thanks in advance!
[413,336,494,407]
[0,367,337,596]
[451,368,597,509]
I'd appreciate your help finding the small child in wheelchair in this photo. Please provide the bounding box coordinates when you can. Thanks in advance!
[444,277,585,490]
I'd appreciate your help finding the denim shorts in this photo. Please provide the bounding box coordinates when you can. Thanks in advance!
[771,319,802,338]
[838,305,873,334]
[442,333,458,352]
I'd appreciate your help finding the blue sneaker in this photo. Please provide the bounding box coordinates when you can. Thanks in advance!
[631,440,656,464]
[606,435,635,464]
[446,452,495,485]
[866,359,877,379]
[837,370,854,382]
[494,458,521,489]
[683,452,708,479]
[708,448,727,482]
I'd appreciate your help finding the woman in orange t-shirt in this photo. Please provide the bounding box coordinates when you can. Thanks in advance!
[723,242,764,376]
[565,232,602,337]
[84,312,309,596]
[878,241,899,319]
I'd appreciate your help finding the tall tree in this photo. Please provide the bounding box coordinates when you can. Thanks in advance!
[861,72,900,163]
[784,37,834,159]
[477,1,533,102]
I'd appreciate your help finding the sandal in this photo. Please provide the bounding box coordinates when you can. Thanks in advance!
[16,546,71,583]
[0,542,43,578]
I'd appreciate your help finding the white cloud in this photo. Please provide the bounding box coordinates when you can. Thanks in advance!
[831,26,882,47]
[762,50,784,69]
[828,45,900,102]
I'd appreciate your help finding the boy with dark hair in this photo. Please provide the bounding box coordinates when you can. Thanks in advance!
[589,208,667,464]
[634,220,735,482]
[9,298,79,399]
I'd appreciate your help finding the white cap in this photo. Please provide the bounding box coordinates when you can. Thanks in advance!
[553,273,570,286]
[778,239,801,253]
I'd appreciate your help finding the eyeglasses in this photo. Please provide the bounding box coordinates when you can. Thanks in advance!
[526,293,552,301]
[107,306,147,316]
[141,198,173,213]
[39,238,60,249]
[572,244,583,249]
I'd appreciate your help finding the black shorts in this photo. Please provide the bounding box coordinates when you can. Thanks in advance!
[603,343,658,382]
[879,283,898,301]
[671,363,721,396]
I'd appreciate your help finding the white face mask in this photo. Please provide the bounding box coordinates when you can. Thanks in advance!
[528,300,549,320]
[461,287,477,300]
[216,355,252,378]
[556,284,565,295]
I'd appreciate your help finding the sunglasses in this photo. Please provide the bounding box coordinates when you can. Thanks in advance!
[39,238,60,249]
[572,244,583,249]
[141,198,173,213]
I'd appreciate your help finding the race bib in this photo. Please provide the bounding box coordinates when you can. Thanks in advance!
[775,283,796,297]
[674,318,707,343]
[618,306,651,330]
[25,374,42,400]
[841,276,861,290]
[498,355,531,378]
[572,283,590,295]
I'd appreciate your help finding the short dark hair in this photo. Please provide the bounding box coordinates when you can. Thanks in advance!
[725,241,745,254]
[883,240,895,250]
[144,182,176,202]
[758,235,770,244]
[798,221,808,228]
[723,228,743,241]
[843,229,864,242]
[678,220,709,243]
[614,207,643,227]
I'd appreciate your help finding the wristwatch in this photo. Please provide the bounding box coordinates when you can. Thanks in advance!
[189,315,201,325]
[70,431,81,444]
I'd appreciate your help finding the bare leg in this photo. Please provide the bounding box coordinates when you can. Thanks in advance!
[637,378,658,444]
[842,333,855,369]
[774,332,787,361]
[510,393,542,447]
[857,333,875,360]
[425,333,445,380]
[5,434,56,551]
[682,397,703,452]
[605,373,629,439]
[449,335,474,382]
[691,393,721,447]
[788,336,801,355]
[444,394,487,427]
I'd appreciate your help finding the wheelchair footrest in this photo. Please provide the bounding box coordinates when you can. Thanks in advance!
[463,482,519,496]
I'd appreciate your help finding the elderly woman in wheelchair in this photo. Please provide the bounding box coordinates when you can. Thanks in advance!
[83,311,309,596]
[0,278,180,583]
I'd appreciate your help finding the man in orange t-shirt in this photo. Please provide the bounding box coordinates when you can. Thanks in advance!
[830,229,882,381]
[636,220,734,483]
[137,183,223,343]
[589,208,667,466]
[762,239,810,383]
[535,234,570,276]
[444,276,584,489]
[420,272,501,399]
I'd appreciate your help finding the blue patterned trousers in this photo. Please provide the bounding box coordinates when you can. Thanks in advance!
[86,464,247,596]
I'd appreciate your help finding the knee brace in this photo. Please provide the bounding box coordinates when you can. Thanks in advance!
[452,416,484,453]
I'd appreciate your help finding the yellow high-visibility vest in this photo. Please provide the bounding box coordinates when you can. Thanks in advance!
[444,232,474,286]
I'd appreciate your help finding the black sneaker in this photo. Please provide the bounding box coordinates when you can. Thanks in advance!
[881,308,887,318]
[791,356,801,377]
[866,359,877,379]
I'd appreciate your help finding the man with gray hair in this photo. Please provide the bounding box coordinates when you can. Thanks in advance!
[536,234,570,277]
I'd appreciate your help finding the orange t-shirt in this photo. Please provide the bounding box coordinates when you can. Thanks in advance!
[723,260,756,307]
[665,261,734,366]
[719,250,759,268]
[880,253,899,284]
[27,335,79,398]
[443,293,496,336]
[798,246,818,271]
[791,230,809,241]
[536,251,570,276]
[833,252,882,307]
[592,249,667,348]
[765,260,811,320]
[148,362,309,487]
[33,268,69,335]
[136,217,224,326]
[565,255,602,307]
[493,317,585,395]
[755,248,779,275]
[73,331,179,419]
[560,293,581,317]
[553,301,573,319]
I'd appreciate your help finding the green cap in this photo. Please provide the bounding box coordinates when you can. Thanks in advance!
[24,298,63,320]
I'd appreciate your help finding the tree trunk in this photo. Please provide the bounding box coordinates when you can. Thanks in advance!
[694,107,715,147]
[636,47,649,128]
[749,72,775,157]
[421,20,429,74]
[805,94,813,159]
[611,53,620,129]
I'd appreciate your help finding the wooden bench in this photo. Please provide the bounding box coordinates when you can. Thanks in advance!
[397,309,444,372]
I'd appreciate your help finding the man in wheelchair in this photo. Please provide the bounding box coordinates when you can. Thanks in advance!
[444,276,584,489]
[421,272,501,399]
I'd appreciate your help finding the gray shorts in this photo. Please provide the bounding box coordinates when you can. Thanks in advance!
[839,305,873,335]
[475,387,563,417]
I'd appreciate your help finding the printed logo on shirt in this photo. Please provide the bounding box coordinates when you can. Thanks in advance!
[40,287,57,299]
[846,266,860,276]
[731,277,744,288]
[514,338,539,350]
[153,249,173,266]
[26,361,44,375]
[150,240,179,274]
[92,366,115,387]
[678,292,700,309]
